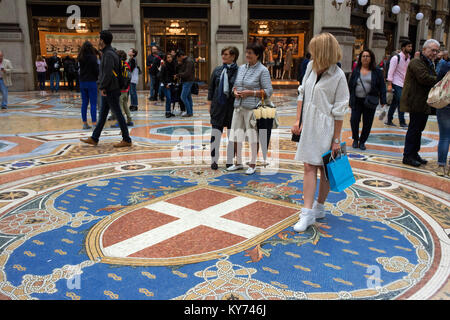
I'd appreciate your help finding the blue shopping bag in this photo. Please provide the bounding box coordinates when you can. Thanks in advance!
[322,143,356,192]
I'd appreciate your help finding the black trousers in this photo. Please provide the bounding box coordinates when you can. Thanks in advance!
[403,112,429,158]
[151,75,160,99]
[257,118,274,161]
[93,90,131,143]
[210,125,234,165]
[350,97,377,144]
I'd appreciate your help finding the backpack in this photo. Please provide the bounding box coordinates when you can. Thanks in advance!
[115,60,131,90]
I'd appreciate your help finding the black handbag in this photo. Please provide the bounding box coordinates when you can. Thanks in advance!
[358,74,379,109]
[191,82,199,95]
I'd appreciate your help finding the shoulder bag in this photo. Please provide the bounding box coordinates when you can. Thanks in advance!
[358,73,379,109]
[427,70,450,109]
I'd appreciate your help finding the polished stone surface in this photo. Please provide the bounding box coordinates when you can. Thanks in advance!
[0,89,448,300]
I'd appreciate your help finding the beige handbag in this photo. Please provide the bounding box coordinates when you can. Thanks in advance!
[427,71,450,109]
[253,89,280,129]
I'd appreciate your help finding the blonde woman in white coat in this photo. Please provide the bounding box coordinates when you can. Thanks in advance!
[291,33,350,232]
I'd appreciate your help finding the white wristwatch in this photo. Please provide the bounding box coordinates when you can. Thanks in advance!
[333,138,340,144]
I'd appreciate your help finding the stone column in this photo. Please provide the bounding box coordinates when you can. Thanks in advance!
[0,0,34,91]
[435,0,449,48]
[434,11,447,48]
[395,0,411,49]
[314,0,355,74]
[417,2,432,49]
[210,0,247,70]
[101,0,143,89]
[368,0,389,64]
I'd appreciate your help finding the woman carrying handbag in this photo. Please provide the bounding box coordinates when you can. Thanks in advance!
[348,49,387,151]
[228,42,273,175]
[291,33,349,233]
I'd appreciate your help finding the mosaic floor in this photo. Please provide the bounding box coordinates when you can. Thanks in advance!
[0,89,448,300]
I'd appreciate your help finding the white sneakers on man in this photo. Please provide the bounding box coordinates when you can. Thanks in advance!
[293,208,316,233]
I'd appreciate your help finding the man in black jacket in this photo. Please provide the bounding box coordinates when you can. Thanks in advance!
[175,50,195,117]
[80,30,132,148]
[147,45,163,101]
[48,52,61,93]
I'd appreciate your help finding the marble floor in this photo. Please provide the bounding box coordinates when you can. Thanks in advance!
[0,88,448,300]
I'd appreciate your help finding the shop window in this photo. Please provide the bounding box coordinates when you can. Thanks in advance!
[248,20,309,80]
[143,19,209,83]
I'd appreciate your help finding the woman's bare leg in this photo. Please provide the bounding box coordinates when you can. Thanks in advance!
[303,163,318,209]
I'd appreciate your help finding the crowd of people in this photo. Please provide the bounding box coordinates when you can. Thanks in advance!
[0,29,448,181]
[347,39,448,176]
[146,45,196,118]
[0,29,448,234]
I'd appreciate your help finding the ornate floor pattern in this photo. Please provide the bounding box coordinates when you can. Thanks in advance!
[0,90,448,300]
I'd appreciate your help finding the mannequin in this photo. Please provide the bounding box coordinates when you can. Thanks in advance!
[282,44,293,80]
[266,43,275,78]
[275,43,283,79]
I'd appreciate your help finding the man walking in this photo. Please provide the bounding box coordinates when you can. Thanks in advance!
[80,30,132,148]
[400,39,439,167]
[385,40,413,128]
[175,50,195,117]
[0,51,13,110]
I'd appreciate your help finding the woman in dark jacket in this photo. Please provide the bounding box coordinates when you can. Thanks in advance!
[78,41,100,130]
[160,54,177,118]
[208,46,240,170]
[348,49,387,150]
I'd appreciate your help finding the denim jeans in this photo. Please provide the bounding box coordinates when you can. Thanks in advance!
[0,79,8,108]
[130,83,138,107]
[50,72,60,92]
[387,84,406,124]
[181,82,194,115]
[437,106,450,165]
[163,86,172,114]
[149,74,159,99]
[80,81,98,123]
[92,90,131,143]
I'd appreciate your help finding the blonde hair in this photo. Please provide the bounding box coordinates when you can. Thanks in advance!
[308,33,342,72]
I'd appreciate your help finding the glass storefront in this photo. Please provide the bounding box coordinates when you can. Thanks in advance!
[28,3,101,89]
[248,20,310,80]
[31,17,102,58]
[143,19,209,84]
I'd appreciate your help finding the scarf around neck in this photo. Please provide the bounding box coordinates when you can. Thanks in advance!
[218,63,237,105]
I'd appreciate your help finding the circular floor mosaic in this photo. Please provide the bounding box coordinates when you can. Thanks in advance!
[0,165,448,300]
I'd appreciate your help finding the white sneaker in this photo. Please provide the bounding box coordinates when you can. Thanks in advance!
[313,201,326,219]
[293,208,316,233]
[227,164,244,172]
[245,166,256,175]
[181,112,187,117]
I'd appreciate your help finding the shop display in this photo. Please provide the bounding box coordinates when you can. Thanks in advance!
[249,33,304,79]
[39,31,100,57]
